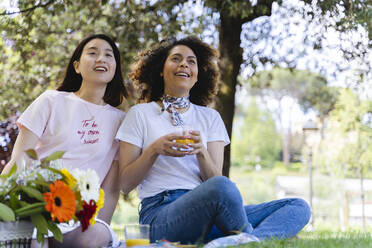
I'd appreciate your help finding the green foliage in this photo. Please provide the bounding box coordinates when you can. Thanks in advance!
[249,67,338,117]
[316,0,371,40]
[41,151,65,163]
[204,0,272,19]
[31,214,49,244]
[318,88,372,177]
[47,220,63,243]
[246,68,338,165]
[25,149,38,160]
[232,97,281,168]
[0,202,15,222]
[0,0,205,119]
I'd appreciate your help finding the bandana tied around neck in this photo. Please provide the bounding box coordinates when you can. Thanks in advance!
[161,94,190,126]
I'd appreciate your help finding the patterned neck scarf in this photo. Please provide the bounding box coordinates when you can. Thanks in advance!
[161,94,190,126]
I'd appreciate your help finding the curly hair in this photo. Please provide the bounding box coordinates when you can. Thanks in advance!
[130,36,220,106]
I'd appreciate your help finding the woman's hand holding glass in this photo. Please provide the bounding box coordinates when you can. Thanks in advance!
[151,132,191,157]
[150,125,203,157]
[174,125,203,155]
[183,130,203,155]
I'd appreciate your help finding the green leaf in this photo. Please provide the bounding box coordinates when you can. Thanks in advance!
[0,174,7,180]
[47,220,63,242]
[42,151,65,163]
[26,149,38,160]
[28,179,50,188]
[31,213,49,234]
[6,162,18,177]
[0,202,16,221]
[9,192,22,209]
[36,230,45,246]
[44,167,65,178]
[21,185,44,201]
[36,173,51,186]
[36,173,45,181]
[19,200,29,207]
[0,190,6,198]
[15,202,46,218]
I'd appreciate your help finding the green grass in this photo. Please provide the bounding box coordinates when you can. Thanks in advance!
[239,231,372,248]
[111,229,371,247]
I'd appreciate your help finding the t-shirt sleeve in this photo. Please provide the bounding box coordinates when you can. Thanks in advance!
[17,90,52,138]
[115,106,144,148]
[207,110,230,146]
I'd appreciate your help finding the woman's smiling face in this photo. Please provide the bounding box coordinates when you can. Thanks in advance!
[73,38,116,85]
[162,45,198,97]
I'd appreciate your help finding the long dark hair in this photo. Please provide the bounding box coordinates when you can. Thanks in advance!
[57,34,127,107]
[130,36,220,106]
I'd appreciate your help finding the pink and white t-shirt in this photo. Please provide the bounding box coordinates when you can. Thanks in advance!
[17,90,125,184]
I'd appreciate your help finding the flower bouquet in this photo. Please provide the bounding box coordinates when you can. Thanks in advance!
[0,150,105,245]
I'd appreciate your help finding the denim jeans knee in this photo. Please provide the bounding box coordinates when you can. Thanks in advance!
[139,178,252,243]
[203,176,243,207]
[291,198,311,227]
[246,197,311,239]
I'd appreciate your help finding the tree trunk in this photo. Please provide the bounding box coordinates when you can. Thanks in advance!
[212,0,275,176]
[282,131,290,166]
[216,12,244,177]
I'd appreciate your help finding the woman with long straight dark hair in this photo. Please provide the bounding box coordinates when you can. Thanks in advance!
[2,34,127,247]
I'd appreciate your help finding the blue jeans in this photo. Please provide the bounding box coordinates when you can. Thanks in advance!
[139,176,310,244]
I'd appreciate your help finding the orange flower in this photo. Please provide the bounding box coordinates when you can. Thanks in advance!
[44,180,76,223]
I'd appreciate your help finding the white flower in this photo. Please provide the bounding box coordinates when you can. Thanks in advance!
[0,177,14,194]
[72,168,100,202]
[49,159,64,170]
[38,167,62,182]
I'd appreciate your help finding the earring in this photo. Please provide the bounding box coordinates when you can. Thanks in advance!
[160,72,163,77]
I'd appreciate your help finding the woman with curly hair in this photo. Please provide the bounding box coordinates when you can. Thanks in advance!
[116,36,310,244]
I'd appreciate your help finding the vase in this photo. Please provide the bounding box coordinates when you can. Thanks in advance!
[0,221,34,248]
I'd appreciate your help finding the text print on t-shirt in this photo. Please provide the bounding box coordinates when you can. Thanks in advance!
[77,119,100,144]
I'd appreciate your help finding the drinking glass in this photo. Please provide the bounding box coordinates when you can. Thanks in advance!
[124,224,150,247]
[175,125,194,151]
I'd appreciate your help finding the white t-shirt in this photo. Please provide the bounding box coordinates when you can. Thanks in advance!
[116,102,230,200]
[17,90,125,184]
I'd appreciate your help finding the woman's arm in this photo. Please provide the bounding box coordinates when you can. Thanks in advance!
[1,127,39,175]
[197,141,224,180]
[119,133,190,194]
[187,130,224,180]
[97,160,121,224]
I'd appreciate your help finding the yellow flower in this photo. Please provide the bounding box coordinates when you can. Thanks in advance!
[44,180,76,223]
[89,189,105,226]
[60,168,77,188]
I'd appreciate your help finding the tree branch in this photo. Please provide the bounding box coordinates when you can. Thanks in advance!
[0,0,56,16]
[242,0,275,23]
